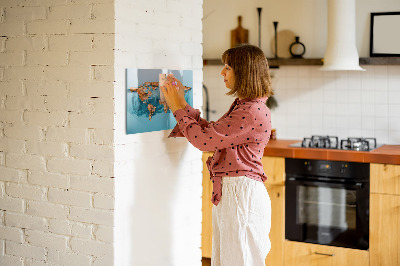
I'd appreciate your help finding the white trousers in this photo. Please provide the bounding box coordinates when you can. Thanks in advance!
[212,176,271,266]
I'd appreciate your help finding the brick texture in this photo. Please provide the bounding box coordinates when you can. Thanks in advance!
[0,0,203,265]
[0,0,115,266]
[5,212,48,231]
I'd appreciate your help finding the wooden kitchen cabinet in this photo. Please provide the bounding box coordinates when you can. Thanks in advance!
[201,154,286,266]
[370,163,400,266]
[370,193,400,266]
[202,152,213,258]
[264,184,285,266]
[284,241,369,266]
[262,156,285,266]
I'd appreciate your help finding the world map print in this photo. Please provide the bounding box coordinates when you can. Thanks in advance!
[126,69,193,134]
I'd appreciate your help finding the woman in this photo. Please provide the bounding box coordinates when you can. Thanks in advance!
[161,44,273,266]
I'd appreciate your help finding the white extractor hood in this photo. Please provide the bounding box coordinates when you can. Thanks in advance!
[320,0,365,71]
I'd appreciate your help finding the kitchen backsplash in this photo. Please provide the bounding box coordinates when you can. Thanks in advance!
[203,65,400,144]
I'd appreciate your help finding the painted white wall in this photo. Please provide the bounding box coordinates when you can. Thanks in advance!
[203,0,400,144]
[113,0,203,265]
[203,0,400,58]
[0,0,115,265]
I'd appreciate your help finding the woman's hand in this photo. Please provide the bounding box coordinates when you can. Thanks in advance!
[168,76,187,108]
[160,77,186,113]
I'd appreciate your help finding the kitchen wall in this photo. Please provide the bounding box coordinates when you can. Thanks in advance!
[203,0,400,58]
[113,0,203,266]
[203,0,400,144]
[0,0,115,265]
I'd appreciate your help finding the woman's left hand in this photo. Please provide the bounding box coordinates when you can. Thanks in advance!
[160,78,185,113]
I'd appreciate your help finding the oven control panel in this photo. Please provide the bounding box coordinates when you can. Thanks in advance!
[286,158,369,180]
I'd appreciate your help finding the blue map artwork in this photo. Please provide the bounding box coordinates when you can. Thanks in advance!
[126,69,193,134]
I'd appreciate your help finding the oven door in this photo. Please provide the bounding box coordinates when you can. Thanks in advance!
[285,177,369,250]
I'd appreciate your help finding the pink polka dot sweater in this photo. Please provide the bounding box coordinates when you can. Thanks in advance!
[169,97,271,206]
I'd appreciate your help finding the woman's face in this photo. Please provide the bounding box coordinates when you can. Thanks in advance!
[220,64,235,89]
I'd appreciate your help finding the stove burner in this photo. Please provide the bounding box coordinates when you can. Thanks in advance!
[294,136,379,151]
[301,135,339,149]
[340,137,377,151]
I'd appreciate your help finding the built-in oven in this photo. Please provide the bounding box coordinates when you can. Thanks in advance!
[285,158,370,250]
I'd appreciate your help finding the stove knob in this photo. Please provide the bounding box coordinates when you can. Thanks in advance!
[340,164,347,174]
[305,162,312,171]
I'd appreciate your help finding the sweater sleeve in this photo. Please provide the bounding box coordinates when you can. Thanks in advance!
[168,104,210,138]
[173,106,257,152]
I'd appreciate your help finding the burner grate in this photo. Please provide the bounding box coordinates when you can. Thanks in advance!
[340,137,377,151]
[295,136,378,151]
[301,135,339,149]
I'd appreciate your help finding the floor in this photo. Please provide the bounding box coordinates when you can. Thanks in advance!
[202,257,211,266]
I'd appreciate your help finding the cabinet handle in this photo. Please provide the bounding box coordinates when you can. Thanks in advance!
[314,252,335,257]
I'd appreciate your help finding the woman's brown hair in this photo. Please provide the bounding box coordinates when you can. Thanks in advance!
[221,44,273,99]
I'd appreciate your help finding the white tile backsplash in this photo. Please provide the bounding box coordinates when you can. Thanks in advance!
[389,104,400,117]
[374,77,388,91]
[362,90,375,103]
[375,104,389,117]
[389,117,400,131]
[203,64,400,145]
[336,115,349,129]
[375,130,389,144]
[374,90,388,104]
[374,65,388,76]
[388,76,400,91]
[388,65,400,76]
[388,91,400,104]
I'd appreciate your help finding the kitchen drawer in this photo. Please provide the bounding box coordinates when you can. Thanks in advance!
[261,156,285,185]
[370,163,400,196]
[284,241,369,266]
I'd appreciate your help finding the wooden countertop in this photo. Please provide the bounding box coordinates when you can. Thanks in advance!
[263,139,400,165]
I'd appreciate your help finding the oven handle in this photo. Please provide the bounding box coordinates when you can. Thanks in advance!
[286,177,364,189]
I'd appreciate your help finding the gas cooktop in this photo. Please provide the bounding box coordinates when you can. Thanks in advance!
[289,135,382,151]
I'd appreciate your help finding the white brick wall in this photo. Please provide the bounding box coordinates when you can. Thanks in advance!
[5,213,48,231]
[1,0,204,265]
[0,0,115,265]
[47,250,92,266]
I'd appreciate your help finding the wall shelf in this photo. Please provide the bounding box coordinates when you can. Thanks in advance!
[203,57,400,67]
[268,58,323,67]
[203,58,323,67]
[359,57,400,65]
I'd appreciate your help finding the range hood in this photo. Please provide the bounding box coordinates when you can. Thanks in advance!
[320,0,365,71]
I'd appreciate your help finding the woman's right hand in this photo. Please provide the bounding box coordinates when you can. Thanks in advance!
[167,75,187,108]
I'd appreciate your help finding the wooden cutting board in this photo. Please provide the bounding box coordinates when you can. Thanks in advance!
[231,16,249,48]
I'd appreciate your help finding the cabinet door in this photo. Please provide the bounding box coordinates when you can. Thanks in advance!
[370,163,400,195]
[262,156,285,185]
[201,152,213,258]
[264,184,284,266]
[284,241,369,266]
[370,193,400,266]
